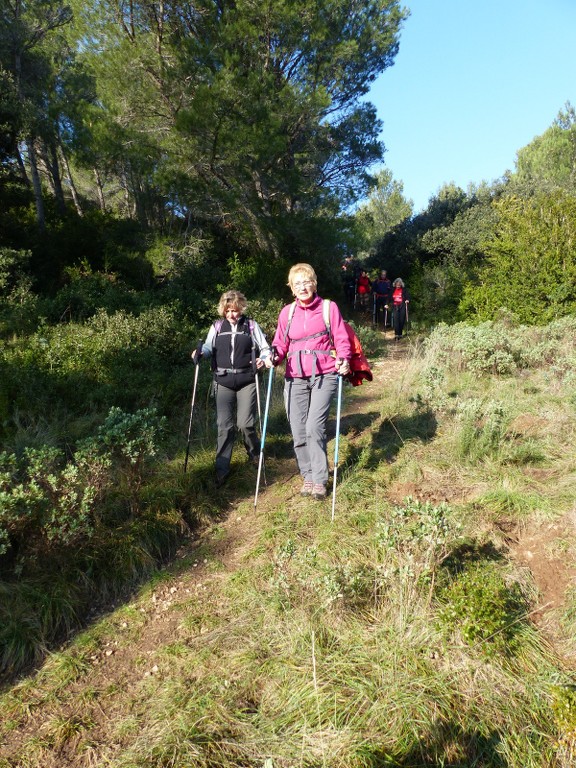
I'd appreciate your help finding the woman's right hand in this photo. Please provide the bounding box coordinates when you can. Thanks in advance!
[264,351,280,368]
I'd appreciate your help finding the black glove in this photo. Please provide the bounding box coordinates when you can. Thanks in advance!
[191,341,203,365]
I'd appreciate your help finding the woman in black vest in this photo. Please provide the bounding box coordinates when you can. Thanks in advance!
[193,290,270,484]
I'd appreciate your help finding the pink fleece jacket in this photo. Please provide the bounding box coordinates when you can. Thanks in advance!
[271,294,351,378]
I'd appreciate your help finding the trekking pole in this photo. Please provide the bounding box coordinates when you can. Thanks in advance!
[372,295,376,325]
[384,306,388,328]
[255,371,263,432]
[331,374,344,522]
[255,370,267,487]
[184,340,203,473]
[405,302,409,333]
[254,351,275,508]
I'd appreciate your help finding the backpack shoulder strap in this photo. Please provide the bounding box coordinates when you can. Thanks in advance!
[210,319,223,371]
[322,299,331,341]
[246,317,256,368]
[283,301,297,343]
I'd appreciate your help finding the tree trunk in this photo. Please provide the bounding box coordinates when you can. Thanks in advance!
[26,136,46,232]
[48,142,66,215]
[59,143,83,216]
[121,166,131,216]
[93,168,106,213]
[15,144,30,185]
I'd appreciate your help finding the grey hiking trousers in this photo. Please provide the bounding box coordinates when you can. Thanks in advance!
[284,373,339,486]
[215,382,259,476]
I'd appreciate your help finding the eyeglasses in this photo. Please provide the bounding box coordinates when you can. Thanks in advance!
[293,280,313,289]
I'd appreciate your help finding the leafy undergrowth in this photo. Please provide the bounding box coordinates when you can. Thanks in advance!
[2,323,576,768]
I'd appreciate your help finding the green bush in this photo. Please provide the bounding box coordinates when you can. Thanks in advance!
[0,445,109,566]
[270,538,373,611]
[0,407,166,569]
[462,190,576,324]
[425,321,517,375]
[79,406,166,488]
[0,406,178,675]
[0,248,41,336]
[346,319,382,357]
[377,496,459,567]
[46,266,141,322]
[243,297,284,339]
[424,315,576,380]
[0,306,196,436]
[551,685,576,763]
[436,560,529,657]
[455,397,509,462]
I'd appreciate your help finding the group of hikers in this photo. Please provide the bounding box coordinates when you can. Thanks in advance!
[190,261,411,497]
[343,263,410,341]
[191,263,358,496]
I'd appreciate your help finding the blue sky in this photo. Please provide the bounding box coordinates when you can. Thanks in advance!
[367,0,576,212]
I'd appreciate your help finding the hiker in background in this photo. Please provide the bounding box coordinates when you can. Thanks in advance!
[267,264,351,501]
[372,269,392,325]
[192,290,270,485]
[391,277,410,340]
[356,269,371,309]
[341,257,357,306]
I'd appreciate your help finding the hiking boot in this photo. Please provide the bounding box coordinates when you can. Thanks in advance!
[300,480,314,497]
[311,483,326,500]
[215,470,229,487]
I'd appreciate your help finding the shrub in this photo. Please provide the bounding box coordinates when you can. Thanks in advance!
[0,248,41,336]
[244,297,284,339]
[0,407,165,569]
[79,406,166,488]
[1,306,195,430]
[424,316,576,395]
[463,190,576,324]
[0,405,176,675]
[551,685,576,764]
[375,497,461,594]
[424,321,517,375]
[346,319,382,357]
[455,397,509,462]
[0,445,110,566]
[46,266,141,322]
[436,560,529,657]
[269,537,373,612]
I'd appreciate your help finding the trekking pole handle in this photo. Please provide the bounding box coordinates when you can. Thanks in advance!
[192,339,203,365]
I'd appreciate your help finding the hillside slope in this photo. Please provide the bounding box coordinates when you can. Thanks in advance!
[2,330,576,768]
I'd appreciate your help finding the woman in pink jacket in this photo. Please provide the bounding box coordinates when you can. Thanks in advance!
[269,264,351,500]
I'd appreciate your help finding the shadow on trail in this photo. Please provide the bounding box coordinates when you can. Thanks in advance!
[361,721,508,767]
[441,540,505,575]
[337,406,438,472]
